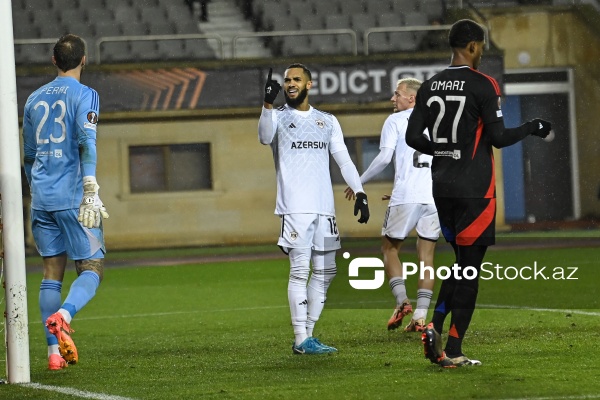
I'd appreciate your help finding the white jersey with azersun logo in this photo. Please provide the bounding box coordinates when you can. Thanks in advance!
[261,104,348,215]
[380,108,434,206]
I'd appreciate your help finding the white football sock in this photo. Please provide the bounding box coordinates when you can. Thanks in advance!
[306,250,337,337]
[413,288,433,320]
[47,344,60,358]
[389,277,407,306]
[288,248,311,346]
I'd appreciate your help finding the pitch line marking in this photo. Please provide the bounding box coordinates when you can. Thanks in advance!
[21,382,137,400]
[499,395,600,400]
[25,303,600,326]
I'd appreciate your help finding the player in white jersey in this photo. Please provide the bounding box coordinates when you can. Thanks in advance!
[346,78,440,333]
[259,64,370,354]
[22,34,109,370]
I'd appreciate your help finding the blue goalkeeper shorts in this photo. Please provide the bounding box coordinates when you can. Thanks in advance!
[31,208,105,260]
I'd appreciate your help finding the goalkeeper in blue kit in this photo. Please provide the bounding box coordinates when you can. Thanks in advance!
[22,34,109,370]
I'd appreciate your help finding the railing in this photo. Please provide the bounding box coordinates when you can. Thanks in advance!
[14,35,225,64]
[95,33,225,63]
[363,24,490,55]
[14,25,491,64]
[232,29,358,59]
[14,38,58,46]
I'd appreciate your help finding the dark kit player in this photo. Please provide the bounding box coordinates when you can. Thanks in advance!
[405,19,552,368]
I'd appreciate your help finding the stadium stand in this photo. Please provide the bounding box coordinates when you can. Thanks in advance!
[12,0,455,63]
[248,0,439,56]
[12,0,216,64]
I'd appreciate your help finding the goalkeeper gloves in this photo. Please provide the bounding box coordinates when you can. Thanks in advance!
[530,118,552,139]
[78,176,109,229]
[354,192,370,224]
[264,68,282,104]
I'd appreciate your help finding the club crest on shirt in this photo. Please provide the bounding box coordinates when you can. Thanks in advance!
[290,231,298,241]
[87,111,98,124]
[315,120,325,128]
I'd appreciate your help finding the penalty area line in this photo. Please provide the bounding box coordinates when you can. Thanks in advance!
[21,382,137,400]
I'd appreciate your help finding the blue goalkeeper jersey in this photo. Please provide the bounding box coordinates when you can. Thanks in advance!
[23,76,100,211]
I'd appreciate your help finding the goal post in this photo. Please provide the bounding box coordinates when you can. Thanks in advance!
[0,0,31,384]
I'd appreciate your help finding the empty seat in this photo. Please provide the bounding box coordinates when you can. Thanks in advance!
[325,15,350,30]
[252,0,279,18]
[14,24,40,40]
[59,9,86,25]
[63,21,95,39]
[174,21,199,35]
[338,0,365,15]
[99,41,131,63]
[121,22,149,36]
[261,2,287,30]
[23,0,51,12]
[298,16,324,31]
[366,32,390,53]
[351,14,377,53]
[310,35,338,55]
[157,40,186,60]
[140,7,167,24]
[417,0,445,21]
[86,8,114,23]
[404,11,429,26]
[378,13,403,27]
[183,39,216,59]
[351,14,377,31]
[12,0,27,11]
[287,2,313,17]
[94,21,122,38]
[271,15,298,31]
[113,6,140,24]
[12,9,32,25]
[389,0,418,13]
[130,41,159,61]
[138,0,160,6]
[337,35,355,54]
[51,0,78,10]
[388,31,418,51]
[147,22,175,35]
[105,0,132,9]
[280,36,314,57]
[38,23,64,39]
[31,9,58,26]
[311,1,340,15]
[18,43,54,64]
[164,4,193,23]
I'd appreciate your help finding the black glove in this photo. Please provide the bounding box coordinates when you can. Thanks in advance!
[530,118,552,139]
[354,192,370,224]
[264,68,282,104]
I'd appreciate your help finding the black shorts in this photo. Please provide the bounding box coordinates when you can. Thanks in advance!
[433,197,496,246]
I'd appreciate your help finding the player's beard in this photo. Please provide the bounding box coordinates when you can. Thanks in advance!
[284,87,308,108]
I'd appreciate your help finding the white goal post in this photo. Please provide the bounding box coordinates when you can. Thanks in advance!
[0,0,31,384]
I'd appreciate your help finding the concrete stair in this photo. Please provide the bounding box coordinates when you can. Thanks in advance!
[194,0,272,59]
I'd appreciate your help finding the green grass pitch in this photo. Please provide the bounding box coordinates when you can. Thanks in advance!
[1,239,600,399]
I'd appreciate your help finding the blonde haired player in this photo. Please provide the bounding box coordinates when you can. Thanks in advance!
[346,78,439,332]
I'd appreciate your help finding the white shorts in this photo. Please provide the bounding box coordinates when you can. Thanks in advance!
[278,214,341,253]
[382,204,440,241]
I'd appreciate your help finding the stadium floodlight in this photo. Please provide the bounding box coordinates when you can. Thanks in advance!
[0,0,31,384]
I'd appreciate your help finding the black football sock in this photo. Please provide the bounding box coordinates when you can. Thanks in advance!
[430,241,459,333]
[444,245,487,356]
